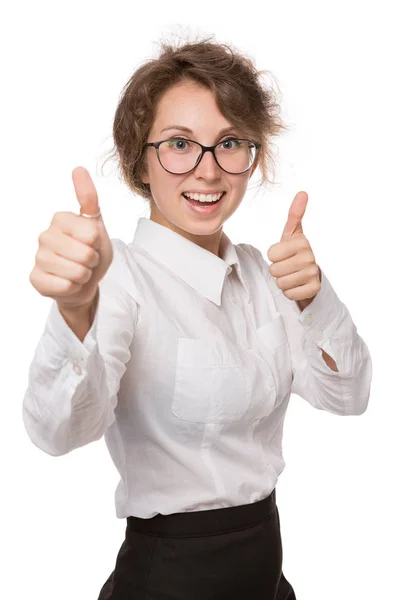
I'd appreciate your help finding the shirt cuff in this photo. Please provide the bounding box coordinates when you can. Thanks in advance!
[41,295,100,373]
[290,267,345,346]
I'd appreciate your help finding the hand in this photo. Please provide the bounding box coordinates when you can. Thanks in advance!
[29,167,114,313]
[267,191,321,310]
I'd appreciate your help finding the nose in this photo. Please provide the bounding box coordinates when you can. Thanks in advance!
[193,148,222,179]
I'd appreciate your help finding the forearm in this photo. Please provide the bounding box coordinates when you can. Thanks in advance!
[319,348,339,372]
[22,286,118,456]
[57,289,99,343]
[295,266,338,372]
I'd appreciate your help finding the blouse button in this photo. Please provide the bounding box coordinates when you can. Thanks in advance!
[316,329,324,342]
[73,363,82,376]
[304,313,313,324]
[266,376,274,388]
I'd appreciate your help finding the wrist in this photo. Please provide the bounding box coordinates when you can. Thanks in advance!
[58,288,99,319]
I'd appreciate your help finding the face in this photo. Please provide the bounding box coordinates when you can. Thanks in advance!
[141,81,258,256]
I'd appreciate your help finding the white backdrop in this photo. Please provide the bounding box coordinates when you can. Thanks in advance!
[2,1,398,598]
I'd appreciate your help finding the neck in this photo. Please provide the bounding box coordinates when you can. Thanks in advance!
[149,211,223,257]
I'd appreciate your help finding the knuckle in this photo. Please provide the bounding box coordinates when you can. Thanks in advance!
[61,279,78,295]
[77,221,99,246]
[38,230,48,245]
[59,280,72,295]
[303,249,313,263]
[29,270,48,296]
[83,246,97,265]
[29,269,37,287]
[51,211,63,225]
[52,211,74,229]
[35,248,44,264]
[88,225,100,246]
[74,264,91,284]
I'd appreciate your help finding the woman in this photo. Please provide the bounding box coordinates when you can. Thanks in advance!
[24,35,372,599]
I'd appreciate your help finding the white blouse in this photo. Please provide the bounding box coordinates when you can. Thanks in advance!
[22,217,372,519]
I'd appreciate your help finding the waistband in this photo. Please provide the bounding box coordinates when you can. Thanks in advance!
[127,489,276,537]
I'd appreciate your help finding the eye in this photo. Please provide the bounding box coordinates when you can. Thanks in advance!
[166,137,191,151]
[219,137,241,149]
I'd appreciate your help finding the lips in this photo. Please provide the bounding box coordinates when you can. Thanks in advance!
[182,192,226,213]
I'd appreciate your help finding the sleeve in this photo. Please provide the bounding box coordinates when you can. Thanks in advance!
[247,245,372,416]
[22,239,139,456]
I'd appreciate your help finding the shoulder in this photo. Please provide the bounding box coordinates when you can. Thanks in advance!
[108,237,134,276]
[235,242,271,279]
[100,237,143,306]
[235,241,285,305]
[110,237,132,264]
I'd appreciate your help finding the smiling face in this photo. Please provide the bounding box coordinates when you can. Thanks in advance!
[141,80,258,255]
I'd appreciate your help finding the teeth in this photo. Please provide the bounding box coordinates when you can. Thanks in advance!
[183,192,224,203]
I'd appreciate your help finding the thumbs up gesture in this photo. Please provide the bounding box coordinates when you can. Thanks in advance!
[29,167,114,313]
[267,192,321,311]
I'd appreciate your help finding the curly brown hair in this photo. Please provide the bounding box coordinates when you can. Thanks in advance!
[101,33,290,205]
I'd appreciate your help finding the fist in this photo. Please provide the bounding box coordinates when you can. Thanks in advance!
[29,167,114,312]
[267,191,321,309]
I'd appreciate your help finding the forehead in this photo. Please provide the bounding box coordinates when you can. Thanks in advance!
[152,81,233,133]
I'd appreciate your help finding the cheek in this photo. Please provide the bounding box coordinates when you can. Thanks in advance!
[150,174,186,207]
[228,179,248,203]
[147,162,174,191]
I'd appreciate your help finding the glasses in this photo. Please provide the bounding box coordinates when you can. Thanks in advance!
[145,137,261,175]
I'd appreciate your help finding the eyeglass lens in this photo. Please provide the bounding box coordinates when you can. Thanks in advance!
[158,139,257,174]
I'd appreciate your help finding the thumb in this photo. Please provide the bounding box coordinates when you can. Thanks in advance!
[280,191,308,241]
[72,166,100,217]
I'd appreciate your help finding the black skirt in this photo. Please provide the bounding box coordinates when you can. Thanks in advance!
[98,488,296,600]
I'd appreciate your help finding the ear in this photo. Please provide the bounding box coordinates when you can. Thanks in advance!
[141,165,149,185]
[249,159,259,178]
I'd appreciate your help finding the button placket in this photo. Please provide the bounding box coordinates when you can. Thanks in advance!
[229,274,250,350]
[71,349,84,376]
[73,363,83,375]
[256,314,292,401]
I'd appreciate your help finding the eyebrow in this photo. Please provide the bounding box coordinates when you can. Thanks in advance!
[160,125,238,137]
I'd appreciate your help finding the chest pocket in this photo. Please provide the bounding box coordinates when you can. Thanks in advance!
[172,337,251,424]
[256,313,293,402]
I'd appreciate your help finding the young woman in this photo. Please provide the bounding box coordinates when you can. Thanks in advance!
[24,36,372,599]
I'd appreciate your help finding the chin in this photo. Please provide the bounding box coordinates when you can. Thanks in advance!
[184,212,226,228]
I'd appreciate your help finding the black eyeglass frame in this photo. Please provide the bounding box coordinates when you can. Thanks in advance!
[145,137,262,175]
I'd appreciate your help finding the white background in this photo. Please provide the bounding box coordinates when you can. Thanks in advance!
[1,1,398,598]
